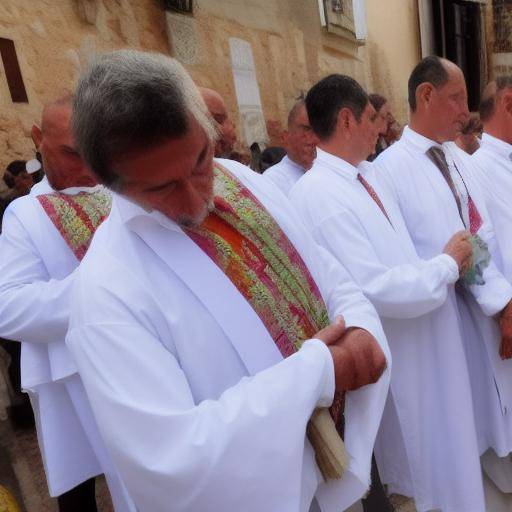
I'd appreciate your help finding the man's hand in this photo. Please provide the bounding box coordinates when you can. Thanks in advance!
[500,301,512,360]
[315,319,386,392]
[314,316,346,346]
[443,230,473,274]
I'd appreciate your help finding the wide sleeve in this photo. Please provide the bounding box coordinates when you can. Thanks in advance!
[460,158,512,316]
[0,207,75,342]
[308,209,459,320]
[469,211,512,316]
[66,271,335,512]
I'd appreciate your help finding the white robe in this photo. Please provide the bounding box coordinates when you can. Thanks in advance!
[290,148,487,512]
[0,187,134,511]
[264,155,306,195]
[472,133,512,282]
[374,127,512,464]
[66,158,391,512]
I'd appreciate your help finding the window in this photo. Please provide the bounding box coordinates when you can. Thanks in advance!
[321,0,367,42]
[164,0,193,15]
[0,38,28,103]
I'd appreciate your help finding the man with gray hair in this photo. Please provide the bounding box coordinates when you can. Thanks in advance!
[67,49,391,512]
[265,99,318,195]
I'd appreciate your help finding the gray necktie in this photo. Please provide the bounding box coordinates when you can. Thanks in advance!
[426,146,463,222]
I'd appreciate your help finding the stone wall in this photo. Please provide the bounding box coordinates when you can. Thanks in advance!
[0,0,420,173]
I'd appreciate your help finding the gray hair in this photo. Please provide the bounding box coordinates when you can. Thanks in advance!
[72,49,216,189]
[479,76,512,123]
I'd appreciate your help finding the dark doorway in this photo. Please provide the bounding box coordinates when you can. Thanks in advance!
[431,0,483,111]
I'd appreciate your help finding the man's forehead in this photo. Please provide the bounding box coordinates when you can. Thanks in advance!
[41,104,72,133]
[291,104,309,126]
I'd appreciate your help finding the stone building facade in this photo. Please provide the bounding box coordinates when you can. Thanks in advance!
[0,0,423,173]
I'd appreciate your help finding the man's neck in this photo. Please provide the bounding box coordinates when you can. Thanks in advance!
[484,122,512,146]
[318,141,361,167]
[409,118,445,145]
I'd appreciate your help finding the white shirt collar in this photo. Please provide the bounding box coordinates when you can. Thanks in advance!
[282,155,305,172]
[481,132,512,161]
[315,147,359,180]
[401,125,442,153]
[57,184,104,196]
[114,192,182,233]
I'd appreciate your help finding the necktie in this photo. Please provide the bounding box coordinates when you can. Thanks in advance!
[426,146,464,221]
[357,173,393,226]
[426,146,483,233]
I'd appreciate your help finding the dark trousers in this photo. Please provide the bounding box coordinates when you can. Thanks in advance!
[362,455,393,512]
[57,478,97,512]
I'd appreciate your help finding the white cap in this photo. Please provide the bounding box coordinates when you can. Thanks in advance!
[26,159,42,174]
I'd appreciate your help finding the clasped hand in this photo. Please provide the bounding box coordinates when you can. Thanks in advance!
[314,316,387,392]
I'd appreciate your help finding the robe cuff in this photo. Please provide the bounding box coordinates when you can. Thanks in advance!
[432,253,459,283]
[301,338,335,408]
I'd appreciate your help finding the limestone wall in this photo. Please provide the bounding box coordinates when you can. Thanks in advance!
[0,0,420,172]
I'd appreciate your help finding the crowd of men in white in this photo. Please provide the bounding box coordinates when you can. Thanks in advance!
[0,49,512,512]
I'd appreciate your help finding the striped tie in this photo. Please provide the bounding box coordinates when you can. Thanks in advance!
[357,173,393,226]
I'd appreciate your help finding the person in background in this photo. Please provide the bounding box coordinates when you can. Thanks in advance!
[456,112,483,155]
[367,94,398,161]
[265,100,318,194]
[199,87,237,158]
[0,96,134,512]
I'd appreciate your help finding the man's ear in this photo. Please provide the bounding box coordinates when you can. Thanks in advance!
[416,82,434,109]
[337,108,352,131]
[31,124,42,149]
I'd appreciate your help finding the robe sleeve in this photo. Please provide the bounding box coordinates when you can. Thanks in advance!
[307,209,459,320]
[66,270,335,512]
[468,215,512,316]
[459,157,512,316]
[0,207,74,342]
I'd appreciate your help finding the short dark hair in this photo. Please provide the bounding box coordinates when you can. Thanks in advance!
[479,76,512,122]
[306,74,369,140]
[408,56,449,112]
[261,146,286,171]
[73,50,215,189]
[5,160,27,176]
[369,93,387,112]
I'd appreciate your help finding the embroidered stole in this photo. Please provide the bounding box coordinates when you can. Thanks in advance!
[37,190,112,261]
[186,163,347,480]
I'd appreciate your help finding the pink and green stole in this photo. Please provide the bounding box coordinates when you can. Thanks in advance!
[186,163,344,427]
[37,190,112,261]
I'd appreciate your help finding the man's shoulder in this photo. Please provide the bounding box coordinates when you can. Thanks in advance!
[3,194,43,225]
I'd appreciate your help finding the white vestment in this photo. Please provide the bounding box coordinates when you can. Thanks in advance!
[472,133,512,282]
[290,148,487,512]
[66,158,391,512]
[265,155,307,195]
[29,175,53,196]
[0,187,134,511]
[374,127,512,479]
[471,133,512,493]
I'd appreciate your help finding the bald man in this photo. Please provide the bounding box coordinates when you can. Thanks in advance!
[0,97,134,511]
[265,100,318,195]
[200,87,237,158]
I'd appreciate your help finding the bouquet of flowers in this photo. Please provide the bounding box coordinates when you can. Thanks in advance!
[462,235,491,286]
